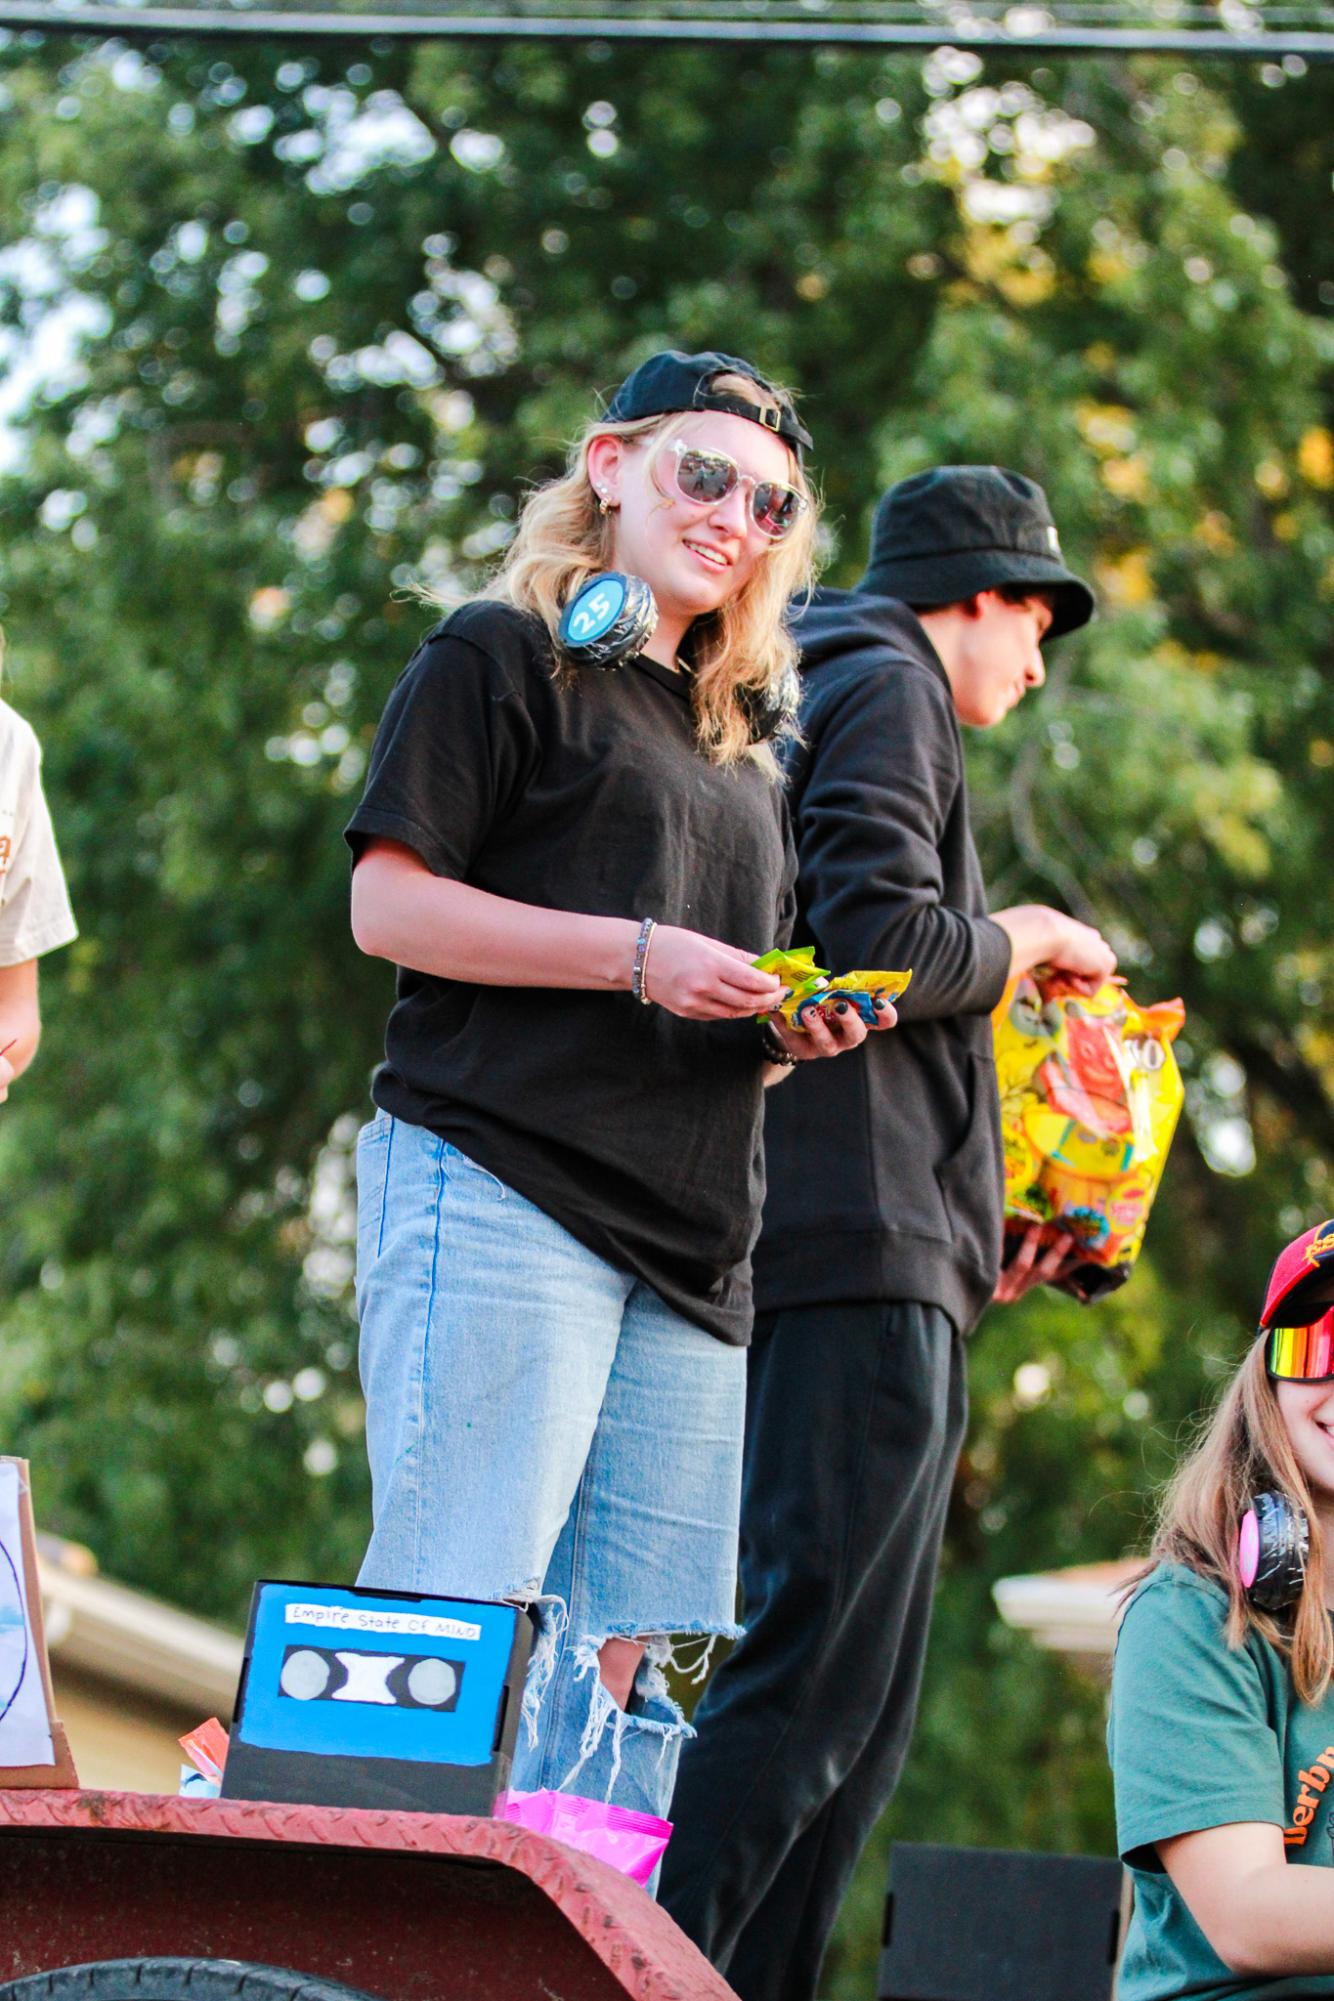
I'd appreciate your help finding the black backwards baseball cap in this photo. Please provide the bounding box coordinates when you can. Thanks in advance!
[858,465,1095,640]
[603,350,813,464]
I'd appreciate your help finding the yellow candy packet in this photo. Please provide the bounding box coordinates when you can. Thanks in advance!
[753,950,913,1031]
[993,968,1185,1278]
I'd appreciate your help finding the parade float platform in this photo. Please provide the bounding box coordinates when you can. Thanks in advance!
[0,1788,738,2001]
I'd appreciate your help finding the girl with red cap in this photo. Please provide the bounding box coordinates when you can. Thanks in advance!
[1110,1219,1334,2001]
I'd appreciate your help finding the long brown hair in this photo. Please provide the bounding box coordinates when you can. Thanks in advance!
[1138,1341,1332,1702]
[475,369,818,769]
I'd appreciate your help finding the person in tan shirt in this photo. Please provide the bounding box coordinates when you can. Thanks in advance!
[0,666,78,1100]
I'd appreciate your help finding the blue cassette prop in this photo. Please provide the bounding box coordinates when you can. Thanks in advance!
[222,1581,537,1815]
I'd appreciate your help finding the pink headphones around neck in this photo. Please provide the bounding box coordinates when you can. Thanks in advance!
[1237,1490,1310,1611]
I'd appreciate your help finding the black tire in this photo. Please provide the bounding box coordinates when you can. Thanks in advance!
[0,1962,381,2001]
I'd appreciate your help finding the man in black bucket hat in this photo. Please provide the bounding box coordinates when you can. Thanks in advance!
[662,467,1115,2001]
[860,462,1094,636]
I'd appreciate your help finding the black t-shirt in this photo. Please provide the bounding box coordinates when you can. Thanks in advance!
[345,599,796,1344]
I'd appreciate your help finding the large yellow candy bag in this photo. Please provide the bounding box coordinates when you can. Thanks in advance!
[753,948,912,1029]
[993,969,1185,1288]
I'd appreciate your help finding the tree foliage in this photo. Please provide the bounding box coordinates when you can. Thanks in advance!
[0,28,1329,1994]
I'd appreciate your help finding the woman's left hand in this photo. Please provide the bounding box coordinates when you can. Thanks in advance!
[767,996,897,1064]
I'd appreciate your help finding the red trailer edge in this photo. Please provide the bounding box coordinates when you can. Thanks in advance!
[0,1789,738,2001]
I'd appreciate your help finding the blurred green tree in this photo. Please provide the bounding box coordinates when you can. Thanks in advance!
[0,29,1329,1996]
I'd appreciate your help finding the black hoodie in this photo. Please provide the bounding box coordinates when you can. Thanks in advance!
[754,588,1013,1337]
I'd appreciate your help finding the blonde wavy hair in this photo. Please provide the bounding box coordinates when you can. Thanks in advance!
[477,370,818,767]
[1132,1340,1332,1703]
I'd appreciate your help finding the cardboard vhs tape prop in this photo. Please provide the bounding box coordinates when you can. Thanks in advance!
[993,970,1185,1299]
[222,1581,537,1815]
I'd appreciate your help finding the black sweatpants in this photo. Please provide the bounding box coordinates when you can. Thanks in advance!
[660,1300,968,2001]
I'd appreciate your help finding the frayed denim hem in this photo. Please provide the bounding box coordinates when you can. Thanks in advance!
[513,1611,744,1819]
[518,1593,569,1754]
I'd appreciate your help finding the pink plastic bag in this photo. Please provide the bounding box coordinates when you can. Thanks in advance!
[497,1787,672,1886]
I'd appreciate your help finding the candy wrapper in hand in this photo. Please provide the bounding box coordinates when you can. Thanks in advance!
[993,969,1185,1298]
[496,1788,672,1887]
[753,948,912,1029]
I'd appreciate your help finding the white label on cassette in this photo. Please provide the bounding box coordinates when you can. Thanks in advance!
[285,1602,482,1643]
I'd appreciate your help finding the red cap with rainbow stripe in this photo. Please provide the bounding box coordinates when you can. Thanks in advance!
[1260,1219,1334,1330]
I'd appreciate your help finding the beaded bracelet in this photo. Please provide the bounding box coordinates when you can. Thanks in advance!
[759,1017,797,1068]
[631,916,657,1005]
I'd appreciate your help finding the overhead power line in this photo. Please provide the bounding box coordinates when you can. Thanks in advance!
[2,0,1333,57]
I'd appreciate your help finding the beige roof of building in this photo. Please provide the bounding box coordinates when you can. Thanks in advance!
[38,1533,243,1714]
[993,1557,1143,1668]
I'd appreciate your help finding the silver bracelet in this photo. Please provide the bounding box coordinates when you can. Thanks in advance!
[631,917,657,1005]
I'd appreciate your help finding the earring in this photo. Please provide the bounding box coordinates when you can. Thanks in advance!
[597,492,613,517]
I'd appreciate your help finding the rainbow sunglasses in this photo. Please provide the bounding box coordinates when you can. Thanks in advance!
[1266,1310,1334,1383]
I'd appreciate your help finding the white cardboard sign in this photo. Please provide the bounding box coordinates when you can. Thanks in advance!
[0,1457,77,1787]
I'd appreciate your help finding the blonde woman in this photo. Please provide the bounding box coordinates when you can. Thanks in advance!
[1110,1219,1334,2001]
[346,351,895,1820]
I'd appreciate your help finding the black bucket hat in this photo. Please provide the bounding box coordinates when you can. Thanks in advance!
[603,349,812,464]
[857,465,1094,640]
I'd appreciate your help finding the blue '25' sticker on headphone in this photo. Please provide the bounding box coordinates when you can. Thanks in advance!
[560,575,627,647]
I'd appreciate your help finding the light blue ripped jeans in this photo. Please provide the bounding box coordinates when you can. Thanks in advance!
[354,1111,747,1824]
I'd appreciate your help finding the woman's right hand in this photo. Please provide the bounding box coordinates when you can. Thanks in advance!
[351,845,790,1015]
[645,927,788,1020]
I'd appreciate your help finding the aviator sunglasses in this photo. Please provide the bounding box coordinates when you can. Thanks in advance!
[663,439,808,542]
[1266,1307,1334,1382]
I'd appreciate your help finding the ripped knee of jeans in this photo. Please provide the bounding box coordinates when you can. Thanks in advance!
[650,1630,732,1687]
[558,1619,742,1802]
[595,1633,647,1707]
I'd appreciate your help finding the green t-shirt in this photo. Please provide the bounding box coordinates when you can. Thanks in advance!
[1110,1562,1334,2001]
